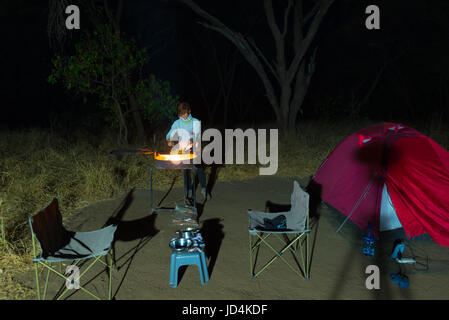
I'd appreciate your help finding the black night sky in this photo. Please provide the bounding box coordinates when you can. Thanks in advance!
[2,0,449,132]
[4,1,449,301]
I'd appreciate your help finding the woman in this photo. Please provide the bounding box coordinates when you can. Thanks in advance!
[166,102,211,200]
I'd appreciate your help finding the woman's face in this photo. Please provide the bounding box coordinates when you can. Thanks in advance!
[179,113,189,120]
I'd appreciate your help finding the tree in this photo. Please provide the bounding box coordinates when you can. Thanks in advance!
[48,25,147,145]
[136,74,179,132]
[179,0,334,133]
[48,24,178,145]
[102,0,147,143]
[47,0,148,143]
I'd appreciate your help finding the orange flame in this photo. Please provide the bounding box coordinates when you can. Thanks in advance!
[154,153,197,162]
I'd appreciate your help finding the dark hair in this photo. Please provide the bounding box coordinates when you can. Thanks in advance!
[177,102,191,116]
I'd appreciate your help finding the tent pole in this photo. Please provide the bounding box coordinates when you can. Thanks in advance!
[336,173,377,233]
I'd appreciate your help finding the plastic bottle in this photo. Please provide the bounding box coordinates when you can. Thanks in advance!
[362,224,375,257]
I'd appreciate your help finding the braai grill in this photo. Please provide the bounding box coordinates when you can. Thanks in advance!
[153,152,197,169]
[109,137,198,214]
[150,152,198,213]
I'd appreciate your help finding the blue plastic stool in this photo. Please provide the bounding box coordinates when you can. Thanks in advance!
[170,250,209,288]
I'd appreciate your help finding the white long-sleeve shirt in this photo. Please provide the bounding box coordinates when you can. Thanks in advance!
[166,114,201,151]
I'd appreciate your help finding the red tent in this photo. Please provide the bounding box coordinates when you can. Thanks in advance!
[312,123,449,246]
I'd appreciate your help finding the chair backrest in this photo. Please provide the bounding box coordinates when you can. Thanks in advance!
[287,181,309,231]
[29,198,73,258]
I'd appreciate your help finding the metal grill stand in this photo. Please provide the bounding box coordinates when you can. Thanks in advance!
[150,162,197,213]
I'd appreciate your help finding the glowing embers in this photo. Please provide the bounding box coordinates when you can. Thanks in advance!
[154,152,196,162]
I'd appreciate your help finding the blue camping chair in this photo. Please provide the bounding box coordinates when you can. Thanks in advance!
[248,181,311,280]
[29,198,117,300]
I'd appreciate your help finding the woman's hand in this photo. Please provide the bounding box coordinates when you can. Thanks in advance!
[168,140,174,147]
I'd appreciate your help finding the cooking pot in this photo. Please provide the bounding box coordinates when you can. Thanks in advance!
[169,238,193,251]
[176,227,199,239]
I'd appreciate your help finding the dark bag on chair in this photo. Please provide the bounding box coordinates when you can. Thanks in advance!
[263,215,287,230]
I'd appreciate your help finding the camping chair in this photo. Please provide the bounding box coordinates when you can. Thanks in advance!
[390,239,429,271]
[248,181,310,280]
[29,198,117,300]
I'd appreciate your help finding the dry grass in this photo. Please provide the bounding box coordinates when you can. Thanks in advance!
[1,119,448,299]
[0,128,180,299]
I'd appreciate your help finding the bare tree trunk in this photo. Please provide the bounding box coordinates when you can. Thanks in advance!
[179,0,334,133]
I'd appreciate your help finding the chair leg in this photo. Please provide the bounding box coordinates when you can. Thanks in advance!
[305,239,308,275]
[249,233,253,278]
[34,254,114,300]
[43,263,51,300]
[55,258,103,300]
[107,252,113,300]
[296,238,306,279]
[253,233,306,279]
[249,233,265,279]
[306,216,310,279]
[34,262,40,300]
[31,235,41,300]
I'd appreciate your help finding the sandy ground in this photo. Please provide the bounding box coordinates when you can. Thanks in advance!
[17,175,449,300]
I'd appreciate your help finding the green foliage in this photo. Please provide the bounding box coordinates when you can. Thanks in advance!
[48,25,147,128]
[136,75,178,125]
[48,24,178,135]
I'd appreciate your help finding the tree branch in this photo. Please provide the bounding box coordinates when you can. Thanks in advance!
[264,0,281,38]
[179,0,280,112]
[287,0,334,83]
[282,0,293,38]
[290,46,318,117]
[247,37,280,82]
[293,0,304,51]
[264,0,286,77]
[303,0,321,26]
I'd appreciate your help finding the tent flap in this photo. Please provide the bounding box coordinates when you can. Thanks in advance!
[312,123,449,247]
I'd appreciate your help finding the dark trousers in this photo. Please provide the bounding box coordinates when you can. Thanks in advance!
[183,167,206,192]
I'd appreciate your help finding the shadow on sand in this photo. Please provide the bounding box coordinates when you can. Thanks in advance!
[57,188,159,300]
